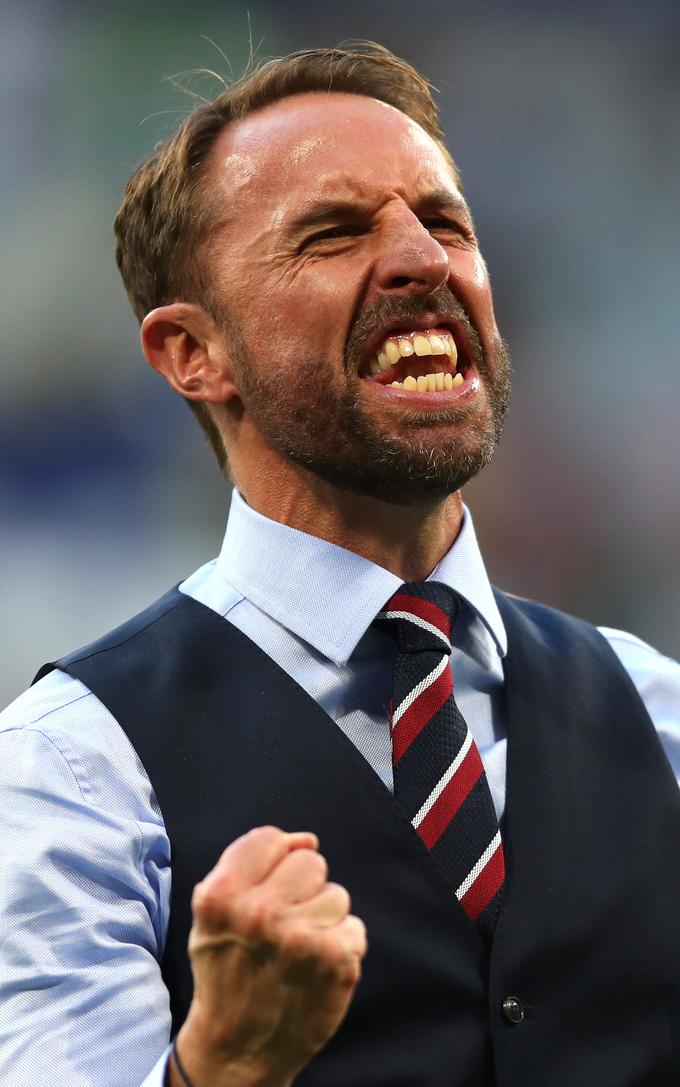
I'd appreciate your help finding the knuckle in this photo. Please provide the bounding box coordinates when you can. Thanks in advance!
[326,938,363,986]
[190,880,207,913]
[321,939,352,977]
[313,851,329,880]
[348,915,368,955]
[340,958,363,988]
[291,847,325,874]
[283,846,326,886]
[348,912,367,937]
[327,882,351,914]
[240,889,276,941]
[281,918,315,960]
[335,915,367,957]
[191,880,226,926]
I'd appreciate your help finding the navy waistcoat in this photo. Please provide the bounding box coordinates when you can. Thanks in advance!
[36,588,680,1086]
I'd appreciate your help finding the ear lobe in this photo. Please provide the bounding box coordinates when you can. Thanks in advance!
[140,303,237,403]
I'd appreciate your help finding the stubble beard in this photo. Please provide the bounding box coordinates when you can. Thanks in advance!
[222,293,511,507]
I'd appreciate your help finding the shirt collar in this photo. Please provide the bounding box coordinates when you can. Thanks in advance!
[217,489,507,665]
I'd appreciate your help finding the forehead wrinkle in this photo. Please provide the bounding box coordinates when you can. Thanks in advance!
[203,94,465,247]
[287,175,467,223]
[312,173,373,199]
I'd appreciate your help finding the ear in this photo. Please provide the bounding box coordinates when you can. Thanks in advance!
[140,303,237,403]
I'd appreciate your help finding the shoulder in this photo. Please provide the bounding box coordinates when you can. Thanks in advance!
[598,626,680,725]
[0,668,164,827]
[494,588,680,783]
[598,626,680,681]
[493,588,611,657]
[600,629,680,786]
[495,586,680,687]
[0,668,110,752]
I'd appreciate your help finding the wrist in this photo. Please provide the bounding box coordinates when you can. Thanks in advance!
[168,1041,193,1087]
[172,1019,296,1087]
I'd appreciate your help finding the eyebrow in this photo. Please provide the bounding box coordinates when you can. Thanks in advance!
[286,199,370,238]
[286,188,471,238]
[416,188,471,219]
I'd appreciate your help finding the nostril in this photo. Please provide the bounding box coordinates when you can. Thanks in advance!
[391,276,413,288]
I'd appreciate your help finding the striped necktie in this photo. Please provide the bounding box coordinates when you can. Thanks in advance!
[379,581,505,938]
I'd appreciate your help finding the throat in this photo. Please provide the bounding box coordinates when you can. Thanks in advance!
[274,484,464,583]
[340,496,465,582]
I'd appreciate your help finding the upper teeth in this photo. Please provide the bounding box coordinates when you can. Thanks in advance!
[369,328,458,377]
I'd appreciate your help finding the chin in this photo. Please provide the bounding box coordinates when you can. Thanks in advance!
[286,429,499,507]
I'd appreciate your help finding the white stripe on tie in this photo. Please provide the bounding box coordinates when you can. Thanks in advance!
[391,654,450,727]
[412,727,474,829]
[379,609,451,650]
[455,831,503,900]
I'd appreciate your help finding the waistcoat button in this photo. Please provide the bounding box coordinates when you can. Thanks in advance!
[501,996,525,1024]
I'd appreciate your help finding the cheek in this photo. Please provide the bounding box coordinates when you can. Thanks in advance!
[239,305,345,380]
[453,252,497,333]
[223,256,357,374]
[275,281,351,360]
[472,251,489,289]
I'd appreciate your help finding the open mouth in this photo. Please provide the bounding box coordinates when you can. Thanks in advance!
[359,325,472,394]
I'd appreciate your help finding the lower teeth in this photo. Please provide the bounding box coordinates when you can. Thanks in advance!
[390,372,464,392]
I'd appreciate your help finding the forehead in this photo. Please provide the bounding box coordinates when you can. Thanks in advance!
[206,92,460,220]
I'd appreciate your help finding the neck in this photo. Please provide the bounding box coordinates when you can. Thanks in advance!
[234,457,464,583]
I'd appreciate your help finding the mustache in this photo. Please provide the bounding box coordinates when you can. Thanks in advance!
[344,288,484,374]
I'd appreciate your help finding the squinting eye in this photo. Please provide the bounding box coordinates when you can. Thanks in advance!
[423,218,466,234]
[304,225,363,247]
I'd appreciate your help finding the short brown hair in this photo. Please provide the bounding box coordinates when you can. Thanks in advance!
[114,42,458,469]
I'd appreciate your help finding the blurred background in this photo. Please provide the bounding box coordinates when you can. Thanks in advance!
[1,0,679,706]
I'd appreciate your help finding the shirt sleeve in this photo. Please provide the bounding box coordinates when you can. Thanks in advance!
[599,626,680,788]
[0,674,172,1086]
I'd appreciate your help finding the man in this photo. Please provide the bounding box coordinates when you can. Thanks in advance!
[1,43,678,1087]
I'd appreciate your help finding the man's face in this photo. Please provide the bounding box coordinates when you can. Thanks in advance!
[203,92,510,504]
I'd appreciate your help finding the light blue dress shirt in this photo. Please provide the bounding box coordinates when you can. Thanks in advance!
[1,491,679,1086]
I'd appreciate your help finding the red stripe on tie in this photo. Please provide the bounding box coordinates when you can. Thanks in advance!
[387,594,451,639]
[417,741,484,849]
[391,666,452,764]
[459,841,505,921]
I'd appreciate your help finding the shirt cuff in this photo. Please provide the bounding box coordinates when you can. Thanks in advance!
[140,1043,173,1087]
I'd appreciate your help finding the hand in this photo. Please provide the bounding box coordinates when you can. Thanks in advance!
[170,826,367,1087]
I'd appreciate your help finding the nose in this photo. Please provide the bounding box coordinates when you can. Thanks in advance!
[374,211,450,296]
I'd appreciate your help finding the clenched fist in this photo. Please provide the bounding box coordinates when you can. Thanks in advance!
[170,826,367,1087]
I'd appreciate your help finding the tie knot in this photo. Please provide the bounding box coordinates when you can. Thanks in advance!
[379,581,460,654]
